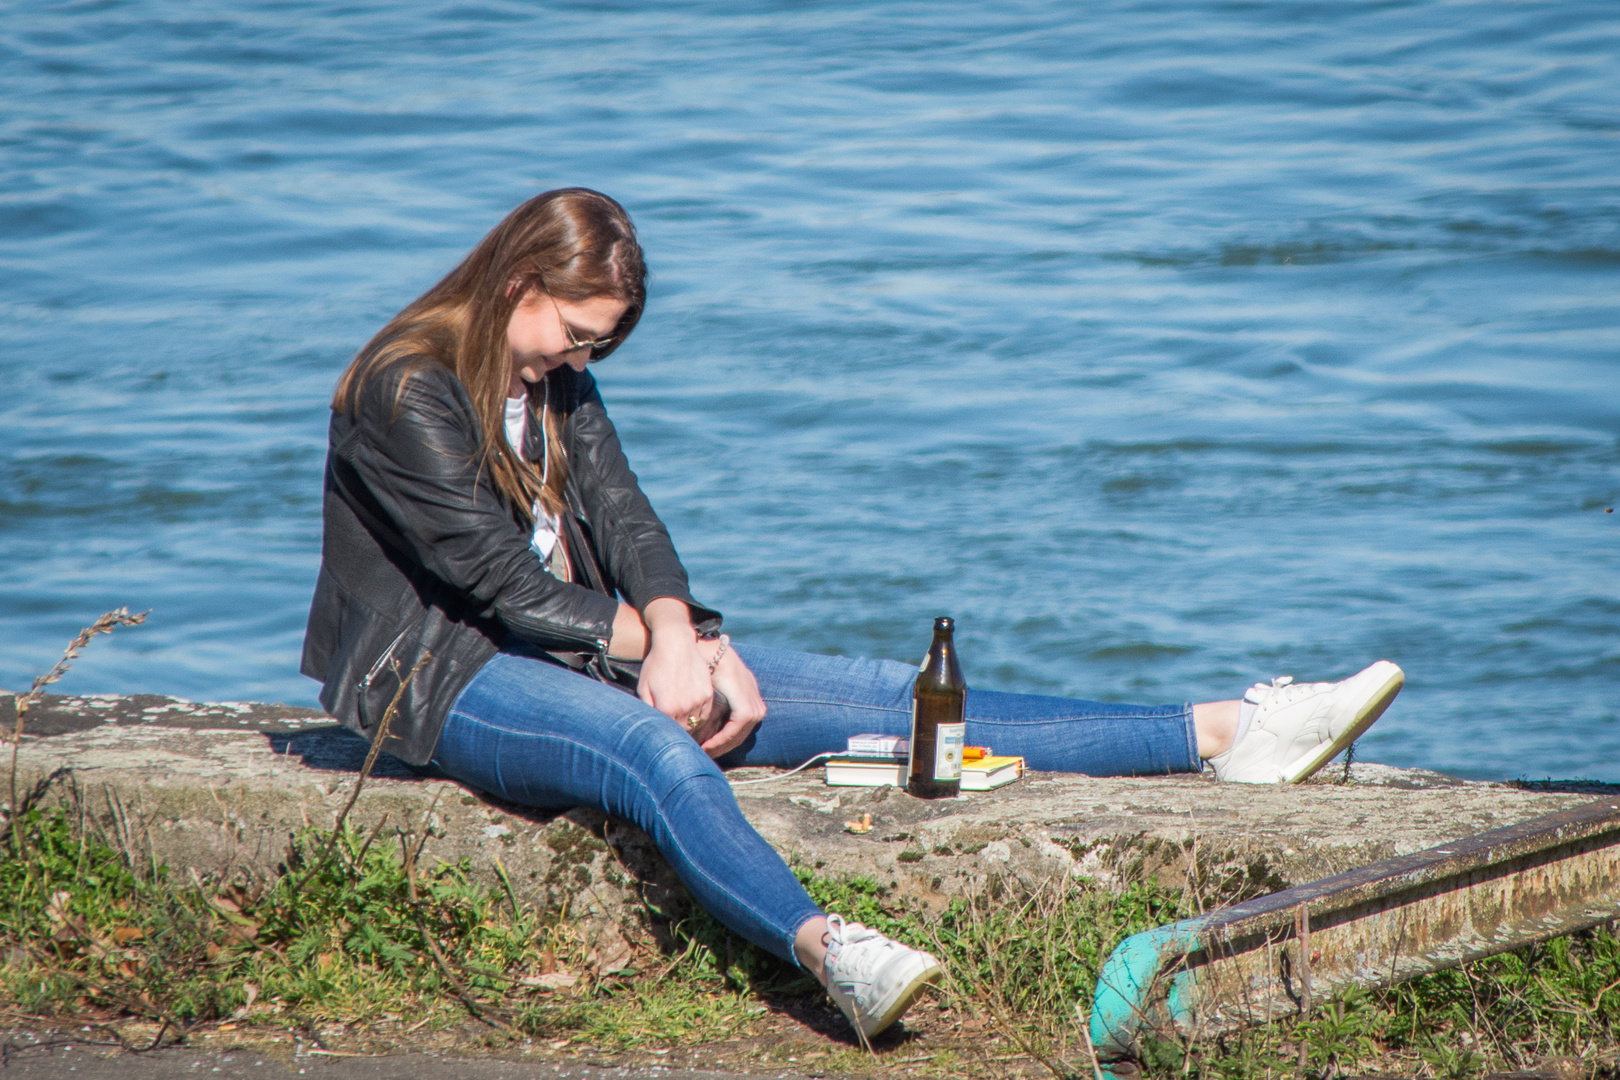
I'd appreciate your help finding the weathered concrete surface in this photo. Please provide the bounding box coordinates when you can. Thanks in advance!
[3,689,1614,944]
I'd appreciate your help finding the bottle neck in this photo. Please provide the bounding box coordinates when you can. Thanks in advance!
[920,627,963,690]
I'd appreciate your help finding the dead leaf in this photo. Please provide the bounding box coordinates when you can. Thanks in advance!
[588,932,634,976]
[228,982,260,1020]
[519,971,580,991]
[45,890,72,920]
[45,891,80,938]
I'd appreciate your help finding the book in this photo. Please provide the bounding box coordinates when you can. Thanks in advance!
[825,754,1026,791]
[960,754,1024,791]
[847,733,909,757]
[825,756,907,787]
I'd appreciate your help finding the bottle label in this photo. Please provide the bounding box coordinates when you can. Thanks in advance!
[933,722,965,781]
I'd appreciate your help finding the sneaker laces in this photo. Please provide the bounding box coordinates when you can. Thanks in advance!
[1245,675,1331,709]
[825,914,889,979]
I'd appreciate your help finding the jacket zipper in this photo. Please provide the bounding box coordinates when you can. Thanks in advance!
[536,623,611,654]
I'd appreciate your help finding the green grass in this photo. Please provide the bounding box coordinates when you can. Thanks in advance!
[4,793,1620,1078]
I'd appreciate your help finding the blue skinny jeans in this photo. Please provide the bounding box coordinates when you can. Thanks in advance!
[432,642,1197,964]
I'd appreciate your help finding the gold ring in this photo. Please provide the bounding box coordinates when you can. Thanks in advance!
[685,715,702,730]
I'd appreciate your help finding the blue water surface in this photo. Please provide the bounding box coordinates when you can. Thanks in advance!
[2,0,1617,781]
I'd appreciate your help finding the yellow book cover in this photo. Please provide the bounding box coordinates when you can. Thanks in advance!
[960,754,1024,791]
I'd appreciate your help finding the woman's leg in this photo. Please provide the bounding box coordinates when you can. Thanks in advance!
[720,643,1202,776]
[431,650,823,964]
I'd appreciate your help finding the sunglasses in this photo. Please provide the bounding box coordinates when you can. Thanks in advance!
[537,277,621,361]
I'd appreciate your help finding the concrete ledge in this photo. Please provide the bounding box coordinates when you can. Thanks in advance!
[3,690,1611,956]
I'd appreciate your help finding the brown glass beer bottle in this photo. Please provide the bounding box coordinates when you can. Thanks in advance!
[908,616,967,799]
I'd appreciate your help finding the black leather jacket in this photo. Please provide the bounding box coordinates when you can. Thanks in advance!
[300,358,720,764]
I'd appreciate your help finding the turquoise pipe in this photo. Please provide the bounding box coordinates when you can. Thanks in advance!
[1088,916,1209,1074]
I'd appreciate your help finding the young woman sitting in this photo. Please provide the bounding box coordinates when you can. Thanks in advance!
[302,188,1404,1038]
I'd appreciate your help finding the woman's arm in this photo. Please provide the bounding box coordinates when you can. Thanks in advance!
[563,369,745,728]
[565,372,721,632]
[340,364,619,650]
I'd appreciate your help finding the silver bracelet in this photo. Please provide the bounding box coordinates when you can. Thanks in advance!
[707,633,730,676]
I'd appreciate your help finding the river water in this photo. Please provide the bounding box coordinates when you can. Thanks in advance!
[3,1,1617,781]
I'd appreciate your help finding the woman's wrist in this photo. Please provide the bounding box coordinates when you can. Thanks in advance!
[642,597,696,646]
[703,634,731,676]
[608,602,649,660]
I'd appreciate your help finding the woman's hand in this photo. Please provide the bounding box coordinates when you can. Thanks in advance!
[700,644,766,759]
[634,599,714,730]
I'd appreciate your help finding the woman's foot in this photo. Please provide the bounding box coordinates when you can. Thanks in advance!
[821,914,943,1039]
[1209,661,1404,784]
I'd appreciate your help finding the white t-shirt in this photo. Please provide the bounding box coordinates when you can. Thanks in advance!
[504,395,565,574]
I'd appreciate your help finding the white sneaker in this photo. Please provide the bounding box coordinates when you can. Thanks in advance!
[1209,660,1404,784]
[822,914,943,1039]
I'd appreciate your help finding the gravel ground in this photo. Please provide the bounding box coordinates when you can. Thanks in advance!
[0,1030,813,1080]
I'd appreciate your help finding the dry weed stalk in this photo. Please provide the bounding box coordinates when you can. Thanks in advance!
[330,651,430,840]
[7,608,148,855]
[1074,1003,1107,1080]
[283,651,430,899]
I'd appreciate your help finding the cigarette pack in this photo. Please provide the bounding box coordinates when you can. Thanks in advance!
[846,733,909,757]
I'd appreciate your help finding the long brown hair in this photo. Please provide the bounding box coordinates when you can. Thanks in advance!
[333,188,647,519]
